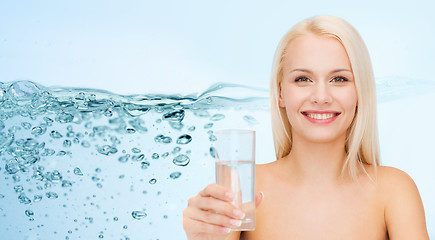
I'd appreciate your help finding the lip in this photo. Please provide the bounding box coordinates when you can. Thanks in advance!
[301,111,341,124]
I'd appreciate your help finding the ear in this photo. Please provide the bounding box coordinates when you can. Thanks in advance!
[278,86,285,108]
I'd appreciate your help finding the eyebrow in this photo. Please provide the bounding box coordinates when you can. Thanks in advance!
[289,68,352,74]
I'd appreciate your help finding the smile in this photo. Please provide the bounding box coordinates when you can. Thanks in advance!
[303,112,340,120]
[301,112,341,124]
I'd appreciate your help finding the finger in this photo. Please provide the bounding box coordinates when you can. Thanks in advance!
[184,217,232,235]
[199,183,234,202]
[185,207,243,229]
[255,191,264,208]
[195,196,245,219]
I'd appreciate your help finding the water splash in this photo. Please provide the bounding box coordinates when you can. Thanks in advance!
[376,76,435,102]
[0,80,268,239]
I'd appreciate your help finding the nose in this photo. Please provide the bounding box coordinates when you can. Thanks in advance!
[311,83,332,104]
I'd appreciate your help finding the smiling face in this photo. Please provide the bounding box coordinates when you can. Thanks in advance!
[279,33,358,144]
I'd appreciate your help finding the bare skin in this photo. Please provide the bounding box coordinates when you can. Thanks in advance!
[234,163,427,239]
[183,33,429,240]
[246,161,387,239]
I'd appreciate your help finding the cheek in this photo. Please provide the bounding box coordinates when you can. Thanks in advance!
[281,90,305,122]
[279,85,305,109]
[341,91,358,114]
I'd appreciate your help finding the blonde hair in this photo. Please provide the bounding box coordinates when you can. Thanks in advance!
[270,15,380,180]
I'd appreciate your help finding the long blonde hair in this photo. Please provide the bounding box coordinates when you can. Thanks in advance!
[270,15,380,180]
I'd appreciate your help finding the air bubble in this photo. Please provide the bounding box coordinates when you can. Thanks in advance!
[126,128,136,134]
[31,125,47,136]
[154,135,172,144]
[21,122,32,129]
[172,147,181,154]
[173,154,190,166]
[210,147,216,158]
[118,154,130,163]
[33,195,42,202]
[62,180,72,188]
[132,154,145,161]
[131,148,141,153]
[169,172,181,179]
[50,170,62,183]
[97,145,117,155]
[162,110,185,122]
[46,192,58,199]
[50,130,63,139]
[5,159,20,174]
[44,117,54,125]
[131,211,147,220]
[209,135,217,142]
[193,110,210,118]
[243,115,259,125]
[73,168,83,176]
[210,114,225,121]
[176,134,192,145]
[81,141,91,148]
[14,185,24,192]
[12,175,20,182]
[25,209,34,217]
[56,112,74,123]
[63,140,72,148]
[18,194,31,204]
[141,162,150,170]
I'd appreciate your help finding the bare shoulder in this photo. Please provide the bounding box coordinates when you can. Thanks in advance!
[376,166,425,207]
[377,166,415,186]
[256,161,276,174]
[376,165,421,210]
[376,166,429,239]
[255,162,280,196]
[255,161,278,182]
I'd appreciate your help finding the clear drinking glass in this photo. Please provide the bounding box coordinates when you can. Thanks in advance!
[214,129,256,231]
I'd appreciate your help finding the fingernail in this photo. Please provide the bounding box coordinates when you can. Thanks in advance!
[233,209,245,219]
[225,191,234,200]
[230,219,242,227]
[221,227,231,233]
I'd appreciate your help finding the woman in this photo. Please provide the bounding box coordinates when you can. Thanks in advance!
[183,15,429,239]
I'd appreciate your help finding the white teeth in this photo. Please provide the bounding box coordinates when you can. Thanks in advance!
[306,113,336,120]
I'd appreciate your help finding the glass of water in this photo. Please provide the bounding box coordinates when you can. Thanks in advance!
[214,129,256,231]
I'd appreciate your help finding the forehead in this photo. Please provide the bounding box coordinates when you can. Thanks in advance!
[283,33,352,72]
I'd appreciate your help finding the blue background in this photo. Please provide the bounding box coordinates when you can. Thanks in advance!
[1,0,434,238]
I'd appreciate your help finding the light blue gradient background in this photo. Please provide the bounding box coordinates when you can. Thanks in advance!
[1,0,434,238]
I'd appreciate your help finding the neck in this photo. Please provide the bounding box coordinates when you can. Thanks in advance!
[280,136,350,187]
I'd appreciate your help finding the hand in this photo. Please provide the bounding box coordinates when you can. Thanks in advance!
[183,184,263,240]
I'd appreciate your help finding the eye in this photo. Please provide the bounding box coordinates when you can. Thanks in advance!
[294,76,311,82]
[331,76,349,82]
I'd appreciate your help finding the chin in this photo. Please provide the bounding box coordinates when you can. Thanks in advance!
[298,131,347,144]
